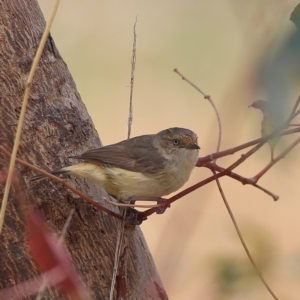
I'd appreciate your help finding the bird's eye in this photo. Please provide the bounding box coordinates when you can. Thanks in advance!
[172,139,180,146]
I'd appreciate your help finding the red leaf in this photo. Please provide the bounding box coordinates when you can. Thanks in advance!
[26,209,90,299]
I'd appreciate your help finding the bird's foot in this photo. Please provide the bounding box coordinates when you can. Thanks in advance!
[156,198,170,214]
[125,208,147,225]
[127,196,170,214]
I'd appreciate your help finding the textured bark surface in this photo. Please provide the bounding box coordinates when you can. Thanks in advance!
[0,0,168,299]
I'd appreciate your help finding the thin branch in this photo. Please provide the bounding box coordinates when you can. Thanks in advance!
[141,73,267,214]
[253,183,279,201]
[0,0,61,234]
[110,17,138,299]
[203,162,279,201]
[139,136,283,220]
[138,128,300,220]
[253,136,300,181]
[110,212,126,300]
[174,68,222,153]
[2,109,299,222]
[0,146,123,221]
[174,68,208,97]
[216,178,279,300]
[127,16,138,140]
[59,209,75,241]
[174,69,278,299]
[139,96,300,219]
[198,126,300,165]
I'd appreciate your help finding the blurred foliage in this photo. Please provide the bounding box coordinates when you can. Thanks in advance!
[207,223,276,300]
[258,3,300,124]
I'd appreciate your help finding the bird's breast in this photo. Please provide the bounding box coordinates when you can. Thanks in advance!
[159,148,198,194]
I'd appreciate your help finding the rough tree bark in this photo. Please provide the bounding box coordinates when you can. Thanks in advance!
[0,0,168,299]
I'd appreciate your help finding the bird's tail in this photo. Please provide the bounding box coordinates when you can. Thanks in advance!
[30,169,69,181]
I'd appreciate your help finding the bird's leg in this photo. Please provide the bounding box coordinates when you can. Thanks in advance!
[114,197,145,225]
[124,208,146,225]
[127,196,170,214]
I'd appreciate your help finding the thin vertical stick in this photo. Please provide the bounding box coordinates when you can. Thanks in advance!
[0,0,61,233]
[127,16,138,139]
[174,69,279,300]
[110,17,138,299]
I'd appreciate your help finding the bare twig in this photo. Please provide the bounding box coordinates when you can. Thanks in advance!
[173,69,279,299]
[203,162,279,201]
[59,209,75,241]
[110,17,138,300]
[254,184,279,201]
[253,136,300,181]
[110,213,126,300]
[0,146,123,221]
[174,68,222,152]
[198,126,300,165]
[216,179,279,300]
[127,16,138,140]
[0,0,61,234]
[139,125,300,219]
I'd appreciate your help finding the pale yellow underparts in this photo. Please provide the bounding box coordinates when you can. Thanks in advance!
[62,147,198,201]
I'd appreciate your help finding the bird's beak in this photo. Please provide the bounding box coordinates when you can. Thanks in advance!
[185,142,200,150]
[248,103,254,108]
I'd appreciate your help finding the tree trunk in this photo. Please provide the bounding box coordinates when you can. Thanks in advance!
[0,0,168,299]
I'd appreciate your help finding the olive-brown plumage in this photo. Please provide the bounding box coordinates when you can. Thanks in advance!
[32,127,200,201]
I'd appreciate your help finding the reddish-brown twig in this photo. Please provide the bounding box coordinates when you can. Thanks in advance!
[174,68,222,152]
[198,126,300,165]
[203,162,279,200]
[174,69,279,299]
[0,146,123,221]
[253,136,300,181]
[139,123,300,219]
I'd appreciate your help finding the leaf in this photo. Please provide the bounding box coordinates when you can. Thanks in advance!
[27,209,91,299]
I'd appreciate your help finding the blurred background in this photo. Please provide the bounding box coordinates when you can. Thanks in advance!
[38,1,300,299]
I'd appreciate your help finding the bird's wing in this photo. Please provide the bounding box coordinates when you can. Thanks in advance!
[70,135,166,174]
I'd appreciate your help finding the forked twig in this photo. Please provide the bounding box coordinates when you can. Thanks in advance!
[174,69,280,299]
[203,162,279,201]
[139,123,300,219]
[253,135,300,181]
[198,126,300,165]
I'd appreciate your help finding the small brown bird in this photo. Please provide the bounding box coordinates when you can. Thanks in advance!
[32,127,200,202]
[249,100,279,161]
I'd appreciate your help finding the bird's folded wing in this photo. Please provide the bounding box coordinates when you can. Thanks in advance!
[70,135,166,174]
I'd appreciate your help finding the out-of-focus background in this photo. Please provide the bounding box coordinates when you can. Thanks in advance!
[38,1,300,299]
